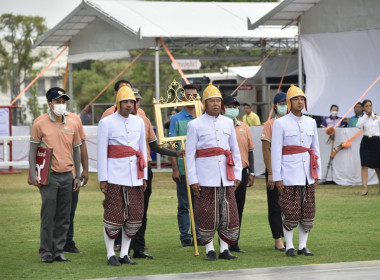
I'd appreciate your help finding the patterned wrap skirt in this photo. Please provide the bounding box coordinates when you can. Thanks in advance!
[279,184,315,232]
[103,183,144,239]
[194,185,240,245]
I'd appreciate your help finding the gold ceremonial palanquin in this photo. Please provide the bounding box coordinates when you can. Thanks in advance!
[152,80,202,256]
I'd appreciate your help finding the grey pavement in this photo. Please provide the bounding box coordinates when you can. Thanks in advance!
[89,260,380,280]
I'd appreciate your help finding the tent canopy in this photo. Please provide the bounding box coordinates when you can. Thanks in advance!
[34,0,298,63]
[247,0,380,116]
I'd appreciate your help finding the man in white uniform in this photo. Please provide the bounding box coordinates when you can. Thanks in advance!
[97,86,147,266]
[186,83,242,261]
[271,85,321,257]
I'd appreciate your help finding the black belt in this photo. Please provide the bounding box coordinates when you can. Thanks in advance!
[364,135,380,138]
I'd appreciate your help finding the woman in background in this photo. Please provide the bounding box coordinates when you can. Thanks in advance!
[356,99,380,196]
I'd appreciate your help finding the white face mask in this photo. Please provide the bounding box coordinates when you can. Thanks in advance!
[225,108,239,119]
[277,105,288,116]
[331,110,338,117]
[53,104,67,116]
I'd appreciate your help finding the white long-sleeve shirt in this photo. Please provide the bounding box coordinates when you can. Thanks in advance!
[185,113,242,187]
[271,112,321,185]
[97,112,147,186]
[356,112,380,136]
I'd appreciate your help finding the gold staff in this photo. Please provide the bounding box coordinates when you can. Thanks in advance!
[153,80,202,256]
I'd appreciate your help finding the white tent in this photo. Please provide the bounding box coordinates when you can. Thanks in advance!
[248,0,380,117]
[35,0,298,62]
[248,0,380,185]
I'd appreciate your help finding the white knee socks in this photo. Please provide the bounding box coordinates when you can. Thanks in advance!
[120,228,132,258]
[104,228,115,259]
[205,239,215,253]
[219,238,229,253]
[283,226,294,250]
[298,223,309,250]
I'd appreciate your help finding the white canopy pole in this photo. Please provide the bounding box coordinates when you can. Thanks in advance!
[69,63,73,111]
[298,19,303,90]
[155,38,161,169]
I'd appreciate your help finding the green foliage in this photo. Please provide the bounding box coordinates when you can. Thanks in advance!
[26,84,41,120]
[0,14,48,96]
[1,172,380,280]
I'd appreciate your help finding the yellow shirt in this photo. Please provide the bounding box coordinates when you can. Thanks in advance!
[243,112,261,126]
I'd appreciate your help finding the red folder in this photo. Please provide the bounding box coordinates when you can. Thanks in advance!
[28,147,53,185]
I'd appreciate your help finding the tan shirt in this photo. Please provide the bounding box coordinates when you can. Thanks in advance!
[234,121,254,168]
[140,115,157,162]
[30,113,82,173]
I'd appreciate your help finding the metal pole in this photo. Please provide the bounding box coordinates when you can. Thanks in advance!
[298,20,303,90]
[181,139,199,256]
[10,20,17,125]
[68,63,73,111]
[155,39,161,169]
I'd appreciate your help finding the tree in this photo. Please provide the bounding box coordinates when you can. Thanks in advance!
[0,14,48,124]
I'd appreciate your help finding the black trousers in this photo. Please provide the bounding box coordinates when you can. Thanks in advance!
[130,166,153,252]
[65,189,79,245]
[265,170,283,239]
[234,167,249,242]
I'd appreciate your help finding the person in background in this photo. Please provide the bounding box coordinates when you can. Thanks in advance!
[29,87,82,263]
[129,91,184,259]
[242,103,261,126]
[261,92,287,252]
[186,83,242,261]
[348,102,364,127]
[321,104,346,128]
[271,85,321,257]
[164,108,179,129]
[223,95,255,254]
[169,84,201,248]
[63,110,89,254]
[80,103,92,125]
[356,99,380,196]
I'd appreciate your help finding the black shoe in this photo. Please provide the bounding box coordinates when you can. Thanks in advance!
[219,249,237,260]
[181,239,192,247]
[54,255,71,262]
[229,244,246,253]
[119,255,137,265]
[286,248,297,257]
[64,244,81,253]
[298,247,314,256]
[133,250,153,259]
[205,250,217,261]
[41,255,53,263]
[275,245,286,252]
[192,238,204,246]
[107,255,121,266]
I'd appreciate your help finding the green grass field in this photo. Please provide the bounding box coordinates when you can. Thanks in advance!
[0,171,379,280]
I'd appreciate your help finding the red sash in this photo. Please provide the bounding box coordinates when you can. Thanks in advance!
[282,145,319,179]
[108,145,146,179]
[196,147,235,181]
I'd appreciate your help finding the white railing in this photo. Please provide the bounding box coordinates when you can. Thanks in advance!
[0,136,30,167]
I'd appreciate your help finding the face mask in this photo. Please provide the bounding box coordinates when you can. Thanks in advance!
[277,105,288,116]
[331,110,338,117]
[53,104,67,116]
[225,108,239,119]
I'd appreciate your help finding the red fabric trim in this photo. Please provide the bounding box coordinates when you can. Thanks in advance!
[282,145,319,179]
[108,145,146,179]
[196,147,235,181]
